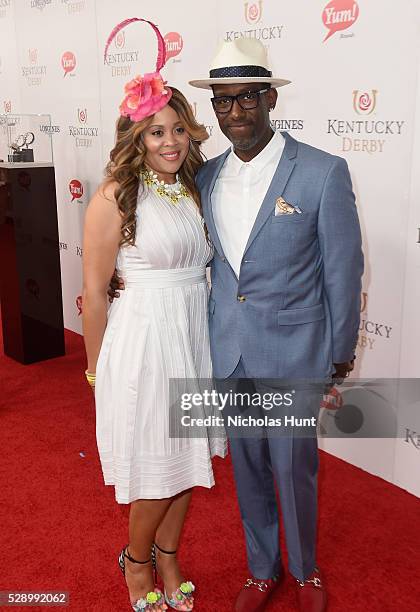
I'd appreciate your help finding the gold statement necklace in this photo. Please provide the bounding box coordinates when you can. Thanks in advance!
[141,169,189,205]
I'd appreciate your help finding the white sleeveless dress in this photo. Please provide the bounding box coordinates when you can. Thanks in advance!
[95,181,227,504]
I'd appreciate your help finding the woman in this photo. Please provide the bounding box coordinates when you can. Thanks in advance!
[82,20,226,612]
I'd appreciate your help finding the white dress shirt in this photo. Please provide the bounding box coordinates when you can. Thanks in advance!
[212,129,285,277]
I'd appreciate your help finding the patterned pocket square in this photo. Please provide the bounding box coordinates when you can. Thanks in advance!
[275,197,302,216]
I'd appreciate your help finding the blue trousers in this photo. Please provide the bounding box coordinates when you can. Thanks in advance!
[219,358,320,582]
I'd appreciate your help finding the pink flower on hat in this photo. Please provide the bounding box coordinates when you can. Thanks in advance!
[119,71,172,122]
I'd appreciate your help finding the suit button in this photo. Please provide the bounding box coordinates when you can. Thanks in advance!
[237,295,246,302]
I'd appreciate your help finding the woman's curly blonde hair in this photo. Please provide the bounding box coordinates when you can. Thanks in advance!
[104,87,209,247]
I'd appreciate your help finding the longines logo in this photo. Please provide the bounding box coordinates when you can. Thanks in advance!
[68,108,99,147]
[357,291,392,351]
[22,48,47,87]
[327,90,405,155]
[40,123,60,134]
[322,0,359,42]
[353,90,377,115]
[404,428,420,450]
[69,179,84,203]
[244,1,262,24]
[271,119,304,131]
[225,0,284,43]
[105,24,139,78]
[61,0,85,13]
[164,32,183,62]
[31,0,52,10]
[61,51,76,77]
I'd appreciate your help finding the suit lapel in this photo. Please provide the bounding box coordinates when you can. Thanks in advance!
[243,131,298,257]
[201,148,230,259]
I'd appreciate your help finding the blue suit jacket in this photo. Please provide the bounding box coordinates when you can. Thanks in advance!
[196,132,364,379]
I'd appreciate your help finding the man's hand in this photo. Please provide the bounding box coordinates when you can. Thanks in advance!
[332,359,355,384]
[107,268,125,303]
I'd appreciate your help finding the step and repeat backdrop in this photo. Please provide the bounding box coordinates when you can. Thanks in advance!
[0,0,419,496]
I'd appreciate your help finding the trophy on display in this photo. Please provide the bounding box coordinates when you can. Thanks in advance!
[0,114,52,165]
[9,132,35,162]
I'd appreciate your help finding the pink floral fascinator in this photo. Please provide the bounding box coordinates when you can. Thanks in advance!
[104,18,172,122]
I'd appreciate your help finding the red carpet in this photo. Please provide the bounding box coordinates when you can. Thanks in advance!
[1,327,419,611]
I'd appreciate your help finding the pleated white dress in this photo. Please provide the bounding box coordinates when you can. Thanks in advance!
[94,180,227,504]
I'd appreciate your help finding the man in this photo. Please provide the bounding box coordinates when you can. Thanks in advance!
[189,39,363,611]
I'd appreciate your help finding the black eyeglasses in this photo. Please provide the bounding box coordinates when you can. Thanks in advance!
[211,88,270,114]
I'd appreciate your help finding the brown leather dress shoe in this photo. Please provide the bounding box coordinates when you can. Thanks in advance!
[295,568,327,612]
[234,573,283,612]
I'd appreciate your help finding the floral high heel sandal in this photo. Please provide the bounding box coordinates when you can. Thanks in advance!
[151,543,195,610]
[119,546,167,611]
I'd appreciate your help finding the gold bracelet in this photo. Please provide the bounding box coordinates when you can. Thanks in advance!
[85,369,96,387]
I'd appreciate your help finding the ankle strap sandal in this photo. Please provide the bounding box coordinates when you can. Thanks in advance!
[152,543,195,610]
[119,546,167,611]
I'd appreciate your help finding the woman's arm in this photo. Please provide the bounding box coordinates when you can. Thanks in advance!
[82,181,121,374]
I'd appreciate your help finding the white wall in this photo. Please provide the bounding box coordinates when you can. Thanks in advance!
[1,0,419,495]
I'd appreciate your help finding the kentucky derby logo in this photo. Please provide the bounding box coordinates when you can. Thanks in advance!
[69,108,99,148]
[358,290,392,352]
[69,179,83,202]
[353,90,377,115]
[360,291,368,313]
[322,0,359,42]
[29,48,38,65]
[190,102,197,117]
[22,49,46,85]
[78,108,87,123]
[244,1,263,24]
[164,32,183,61]
[76,295,83,315]
[62,51,76,77]
[0,0,11,17]
[114,30,125,49]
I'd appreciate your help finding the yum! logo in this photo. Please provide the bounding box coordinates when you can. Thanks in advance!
[61,51,76,77]
[322,0,359,42]
[244,1,263,24]
[164,32,183,61]
[353,90,377,115]
[69,178,83,202]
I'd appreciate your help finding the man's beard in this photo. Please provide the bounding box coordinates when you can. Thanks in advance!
[226,127,260,151]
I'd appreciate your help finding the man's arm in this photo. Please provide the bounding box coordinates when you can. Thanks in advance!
[317,157,364,367]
